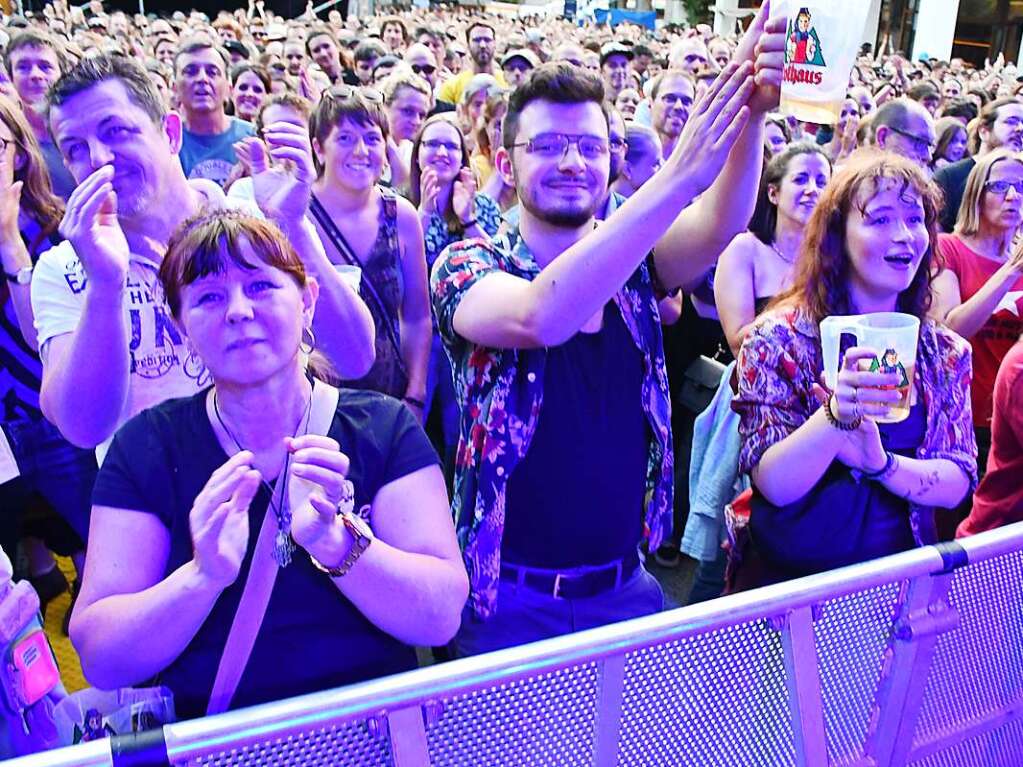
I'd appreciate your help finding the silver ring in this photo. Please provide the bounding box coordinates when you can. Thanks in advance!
[850,387,859,403]
[337,479,355,515]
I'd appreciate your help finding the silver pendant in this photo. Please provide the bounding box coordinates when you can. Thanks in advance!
[273,528,296,568]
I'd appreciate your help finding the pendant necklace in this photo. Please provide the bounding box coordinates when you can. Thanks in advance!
[213,388,313,567]
[770,239,796,264]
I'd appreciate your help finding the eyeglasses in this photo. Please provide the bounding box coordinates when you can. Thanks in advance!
[512,133,610,160]
[422,138,461,153]
[410,63,436,76]
[324,85,384,104]
[610,136,628,151]
[887,125,934,155]
[984,179,1023,196]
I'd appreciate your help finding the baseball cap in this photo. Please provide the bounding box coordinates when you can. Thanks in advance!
[501,48,539,69]
[600,42,634,66]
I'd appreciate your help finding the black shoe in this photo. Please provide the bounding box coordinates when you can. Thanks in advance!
[29,566,69,619]
[653,544,682,569]
[63,579,80,636]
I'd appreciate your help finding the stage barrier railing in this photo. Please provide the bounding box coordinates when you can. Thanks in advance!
[9,522,1023,767]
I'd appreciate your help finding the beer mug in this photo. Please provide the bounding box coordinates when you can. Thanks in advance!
[820,312,920,423]
[770,0,873,125]
[335,264,362,291]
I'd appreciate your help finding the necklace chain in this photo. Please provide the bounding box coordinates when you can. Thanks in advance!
[770,238,796,264]
[212,387,313,567]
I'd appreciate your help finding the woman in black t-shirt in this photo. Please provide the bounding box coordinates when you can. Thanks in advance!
[70,211,467,720]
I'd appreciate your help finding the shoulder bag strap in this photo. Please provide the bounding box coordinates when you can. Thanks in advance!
[206,380,340,716]
[309,194,408,380]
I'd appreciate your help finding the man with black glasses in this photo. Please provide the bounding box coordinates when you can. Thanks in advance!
[405,43,454,115]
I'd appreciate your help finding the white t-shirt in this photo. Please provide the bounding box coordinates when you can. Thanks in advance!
[29,184,254,460]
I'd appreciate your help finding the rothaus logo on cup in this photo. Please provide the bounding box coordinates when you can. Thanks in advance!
[771,1,871,125]
[784,8,826,85]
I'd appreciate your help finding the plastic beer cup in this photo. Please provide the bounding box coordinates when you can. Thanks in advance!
[820,312,920,424]
[771,1,873,125]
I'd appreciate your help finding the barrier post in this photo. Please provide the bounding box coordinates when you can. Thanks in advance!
[863,572,957,767]
[388,705,431,767]
[591,654,626,767]
[780,606,828,767]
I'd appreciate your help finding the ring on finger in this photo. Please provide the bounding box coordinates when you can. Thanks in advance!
[850,386,859,403]
[337,479,355,515]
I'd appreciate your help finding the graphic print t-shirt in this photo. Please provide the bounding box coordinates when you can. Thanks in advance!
[178,118,255,188]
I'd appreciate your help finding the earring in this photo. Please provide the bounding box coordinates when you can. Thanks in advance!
[300,325,316,355]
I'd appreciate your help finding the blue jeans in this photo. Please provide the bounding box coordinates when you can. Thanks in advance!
[424,335,459,452]
[455,563,664,657]
[0,417,96,558]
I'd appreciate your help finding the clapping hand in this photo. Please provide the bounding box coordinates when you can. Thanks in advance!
[668,62,754,197]
[287,435,354,562]
[190,451,261,590]
[58,165,130,291]
[0,147,23,241]
[452,168,476,224]
[239,121,316,226]
[418,166,442,215]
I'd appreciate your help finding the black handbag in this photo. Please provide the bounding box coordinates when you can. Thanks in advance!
[678,354,727,415]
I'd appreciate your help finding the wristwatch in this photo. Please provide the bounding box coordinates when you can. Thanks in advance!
[308,510,374,578]
[4,265,33,285]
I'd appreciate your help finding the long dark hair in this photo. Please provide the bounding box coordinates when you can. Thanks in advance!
[749,142,830,245]
[771,149,943,323]
[0,95,63,255]
[409,113,471,234]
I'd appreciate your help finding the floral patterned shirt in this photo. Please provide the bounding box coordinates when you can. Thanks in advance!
[423,193,503,271]
[431,229,674,619]
[733,307,978,545]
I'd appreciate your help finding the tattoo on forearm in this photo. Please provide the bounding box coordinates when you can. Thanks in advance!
[899,469,941,501]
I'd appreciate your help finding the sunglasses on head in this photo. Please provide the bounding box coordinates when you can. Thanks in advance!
[324,85,384,104]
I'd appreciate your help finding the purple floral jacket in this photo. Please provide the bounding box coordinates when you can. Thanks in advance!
[733,308,978,545]
[431,231,674,619]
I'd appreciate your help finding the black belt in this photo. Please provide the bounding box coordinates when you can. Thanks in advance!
[500,552,640,600]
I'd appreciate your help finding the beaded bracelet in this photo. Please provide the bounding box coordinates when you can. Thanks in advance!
[823,392,862,431]
[862,450,899,482]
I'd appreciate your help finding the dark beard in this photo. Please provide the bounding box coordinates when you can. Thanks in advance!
[519,191,596,227]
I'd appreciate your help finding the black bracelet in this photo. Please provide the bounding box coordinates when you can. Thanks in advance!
[823,392,862,431]
[404,395,426,409]
[862,450,898,482]
[460,217,477,228]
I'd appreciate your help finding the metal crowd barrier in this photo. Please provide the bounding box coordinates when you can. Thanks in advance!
[9,522,1023,767]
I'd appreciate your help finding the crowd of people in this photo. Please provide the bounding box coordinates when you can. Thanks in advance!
[0,0,1021,738]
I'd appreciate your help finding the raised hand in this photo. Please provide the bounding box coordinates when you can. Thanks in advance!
[58,165,130,291]
[667,62,755,197]
[298,66,321,103]
[242,121,316,225]
[0,149,23,241]
[418,166,441,216]
[190,451,261,590]
[453,168,476,224]
[732,0,786,115]
[287,435,353,560]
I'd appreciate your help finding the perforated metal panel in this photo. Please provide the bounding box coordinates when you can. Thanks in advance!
[813,581,904,765]
[908,716,1023,767]
[913,551,1023,751]
[616,619,795,766]
[172,718,393,767]
[424,662,599,766]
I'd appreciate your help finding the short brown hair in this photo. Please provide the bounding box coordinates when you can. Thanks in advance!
[502,62,609,151]
[174,38,230,76]
[4,31,72,77]
[161,209,306,320]
[49,54,166,126]
[308,87,389,177]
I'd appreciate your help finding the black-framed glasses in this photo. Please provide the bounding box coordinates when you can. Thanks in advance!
[410,63,436,76]
[324,85,384,104]
[984,179,1023,196]
[887,125,934,155]
[512,133,610,160]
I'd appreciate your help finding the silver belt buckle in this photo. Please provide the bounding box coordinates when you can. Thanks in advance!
[552,572,565,600]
